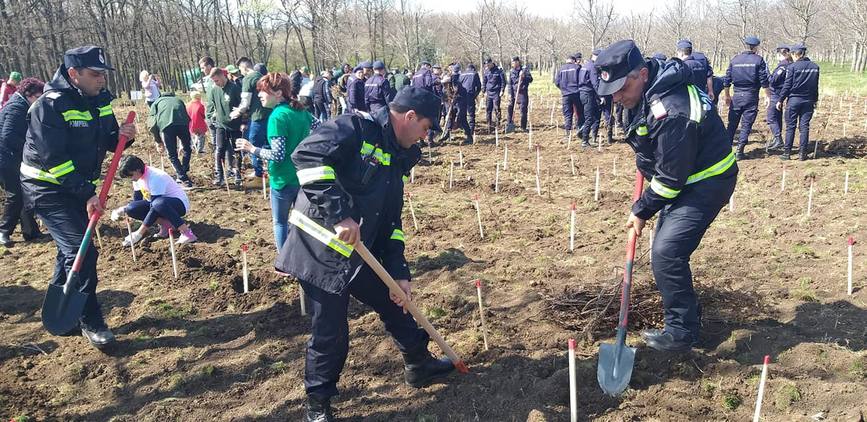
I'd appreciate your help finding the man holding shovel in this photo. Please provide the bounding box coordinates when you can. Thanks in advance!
[275,87,455,422]
[595,40,737,353]
[21,46,136,348]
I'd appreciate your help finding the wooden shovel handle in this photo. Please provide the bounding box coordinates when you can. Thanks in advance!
[355,242,469,373]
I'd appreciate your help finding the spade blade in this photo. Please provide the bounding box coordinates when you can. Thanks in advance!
[597,341,636,396]
[41,279,88,336]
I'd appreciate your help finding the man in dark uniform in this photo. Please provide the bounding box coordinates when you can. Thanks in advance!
[596,40,737,352]
[364,60,394,113]
[411,61,434,92]
[275,87,454,421]
[675,40,714,98]
[593,49,617,144]
[765,44,792,152]
[441,63,481,143]
[723,36,770,160]
[21,46,137,347]
[555,52,582,139]
[482,58,505,131]
[506,56,533,133]
[346,62,369,113]
[578,51,600,146]
[776,43,820,161]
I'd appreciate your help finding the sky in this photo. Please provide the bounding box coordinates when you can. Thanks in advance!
[434,0,658,18]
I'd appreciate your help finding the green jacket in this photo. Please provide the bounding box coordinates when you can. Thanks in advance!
[207,80,242,130]
[148,93,189,132]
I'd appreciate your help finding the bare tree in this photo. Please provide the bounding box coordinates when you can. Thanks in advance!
[574,0,616,48]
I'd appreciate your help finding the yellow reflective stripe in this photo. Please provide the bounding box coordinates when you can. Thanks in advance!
[61,110,93,121]
[359,141,391,166]
[650,177,681,199]
[288,210,354,258]
[390,229,405,243]
[686,151,736,185]
[20,163,60,184]
[49,160,75,177]
[687,85,702,123]
[98,104,113,117]
[636,125,648,136]
[297,166,336,185]
[402,175,409,183]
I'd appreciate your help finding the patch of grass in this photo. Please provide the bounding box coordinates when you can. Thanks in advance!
[721,392,742,411]
[702,380,717,394]
[425,307,447,320]
[791,243,817,258]
[270,361,287,372]
[849,356,866,379]
[746,373,761,386]
[167,373,184,390]
[11,415,31,422]
[817,62,867,96]
[150,300,195,319]
[208,279,219,291]
[774,383,802,409]
[200,365,215,377]
[792,278,819,302]
[417,415,438,422]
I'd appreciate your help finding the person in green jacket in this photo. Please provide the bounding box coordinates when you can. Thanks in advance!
[235,72,314,249]
[207,67,242,186]
[149,93,193,187]
[392,68,409,92]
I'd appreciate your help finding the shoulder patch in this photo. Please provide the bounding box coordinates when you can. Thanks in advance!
[651,99,668,119]
[46,92,62,100]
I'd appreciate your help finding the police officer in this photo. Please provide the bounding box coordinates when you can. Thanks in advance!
[275,87,454,421]
[411,60,435,92]
[21,46,137,347]
[675,40,714,98]
[578,51,600,146]
[594,49,617,144]
[596,40,737,352]
[651,52,668,61]
[482,58,506,132]
[364,60,394,113]
[766,44,792,152]
[555,52,582,139]
[459,64,481,142]
[776,43,820,161]
[723,36,771,160]
[346,62,369,113]
[506,56,533,133]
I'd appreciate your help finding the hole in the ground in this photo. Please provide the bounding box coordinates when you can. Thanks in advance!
[230,275,258,293]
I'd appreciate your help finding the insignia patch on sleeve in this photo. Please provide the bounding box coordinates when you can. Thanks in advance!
[651,99,668,119]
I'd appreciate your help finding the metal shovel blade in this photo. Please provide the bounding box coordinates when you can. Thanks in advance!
[41,277,88,336]
[597,341,636,396]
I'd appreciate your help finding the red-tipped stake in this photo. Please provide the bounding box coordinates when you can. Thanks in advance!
[262,172,267,200]
[568,338,578,422]
[125,217,137,262]
[407,192,419,230]
[495,162,500,193]
[473,196,484,239]
[807,179,814,217]
[474,279,489,350]
[449,161,454,190]
[848,236,856,295]
[569,201,576,252]
[781,164,787,192]
[535,145,542,196]
[752,355,771,422]
[168,229,178,279]
[594,166,600,201]
[241,244,249,294]
[495,127,499,148]
[844,171,849,195]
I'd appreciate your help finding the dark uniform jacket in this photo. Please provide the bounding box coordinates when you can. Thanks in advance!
[555,63,581,96]
[483,66,505,95]
[346,75,367,112]
[411,68,435,92]
[578,60,598,92]
[456,69,482,100]
[20,65,124,209]
[275,107,421,294]
[768,59,791,99]
[622,58,738,220]
[364,73,393,112]
[724,51,769,100]
[508,66,533,96]
[313,76,332,104]
[0,93,30,169]
[779,58,819,103]
[683,53,713,92]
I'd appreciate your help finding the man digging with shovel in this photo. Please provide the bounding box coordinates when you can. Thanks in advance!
[276,87,456,421]
[21,46,136,348]
[596,40,738,357]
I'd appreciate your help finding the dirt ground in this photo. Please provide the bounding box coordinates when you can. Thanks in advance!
[1,96,866,421]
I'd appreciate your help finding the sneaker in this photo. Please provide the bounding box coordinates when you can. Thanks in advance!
[182,179,194,190]
[122,231,144,247]
[0,232,11,247]
[212,178,224,186]
[153,221,171,239]
[177,231,198,244]
[245,171,259,179]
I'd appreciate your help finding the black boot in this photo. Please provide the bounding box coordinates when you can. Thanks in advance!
[403,347,455,388]
[799,150,808,161]
[767,135,783,151]
[305,394,334,422]
[780,149,791,160]
[438,131,450,142]
[504,123,515,134]
[640,329,694,353]
[735,145,746,160]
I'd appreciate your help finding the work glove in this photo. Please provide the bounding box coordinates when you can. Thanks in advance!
[122,231,144,247]
[110,207,126,221]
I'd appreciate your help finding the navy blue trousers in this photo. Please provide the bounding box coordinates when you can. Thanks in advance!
[766,96,783,138]
[784,99,815,153]
[302,265,430,398]
[485,92,501,129]
[562,94,581,130]
[727,98,759,147]
[579,90,599,139]
[507,92,529,129]
[651,172,737,343]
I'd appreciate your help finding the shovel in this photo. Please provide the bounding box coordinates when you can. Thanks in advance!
[355,241,469,374]
[597,169,645,396]
[42,112,137,335]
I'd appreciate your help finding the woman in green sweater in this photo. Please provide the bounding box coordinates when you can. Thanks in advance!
[236,72,315,249]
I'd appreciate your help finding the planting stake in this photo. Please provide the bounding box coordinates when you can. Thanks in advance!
[503,144,509,170]
[569,338,578,422]
[355,242,469,373]
[125,218,137,262]
[569,201,576,252]
[407,192,419,230]
[168,229,178,279]
[549,101,555,125]
[474,279,489,350]
[262,172,267,199]
[567,130,573,149]
[528,124,532,151]
[813,139,819,158]
[535,145,542,196]
[474,197,484,239]
[729,191,734,212]
[495,163,500,193]
[410,167,415,184]
[570,154,576,176]
[848,236,855,295]
[299,282,307,316]
[807,179,814,217]
[844,171,849,195]
[781,165,787,192]
[495,127,499,147]
[241,244,249,294]
[449,161,454,189]
[613,156,617,176]
[594,166,600,201]
[648,227,653,264]
[459,149,464,168]
[752,355,770,422]
[94,223,103,249]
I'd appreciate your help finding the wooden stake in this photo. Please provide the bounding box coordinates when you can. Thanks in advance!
[569,201,576,252]
[594,166,600,201]
[458,149,464,168]
[752,355,770,422]
[780,165,787,192]
[847,236,855,295]
[449,161,454,189]
[241,244,249,294]
[262,172,268,200]
[474,197,484,239]
[503,144,509,170]
[410,167,415,184]
[567,129,573,149]
[570,154,576,176]
[495,162,500,193]
[612,156,617,176]
[844,170,849,195]
[407,192,419,230]
[125,218,136,262]
[648,227,653,263]
[535,145,542,195]
[729,191,734,212]
[428,141,433,163]
[549,101,555,125]
[807,179,814,217]
[299,282,307,316]
[168,228,178,279]
[475,280,489,350]
[568,338,578,422]
[813,139,819,158]
[94,223,103,249]
[495,127,500,147]
[528,123,533,151]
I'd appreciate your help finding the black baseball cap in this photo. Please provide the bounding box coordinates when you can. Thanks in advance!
[391,87,442,132]
[790,43,807,53]
[595,40,645,96]
[64,46,114,71]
